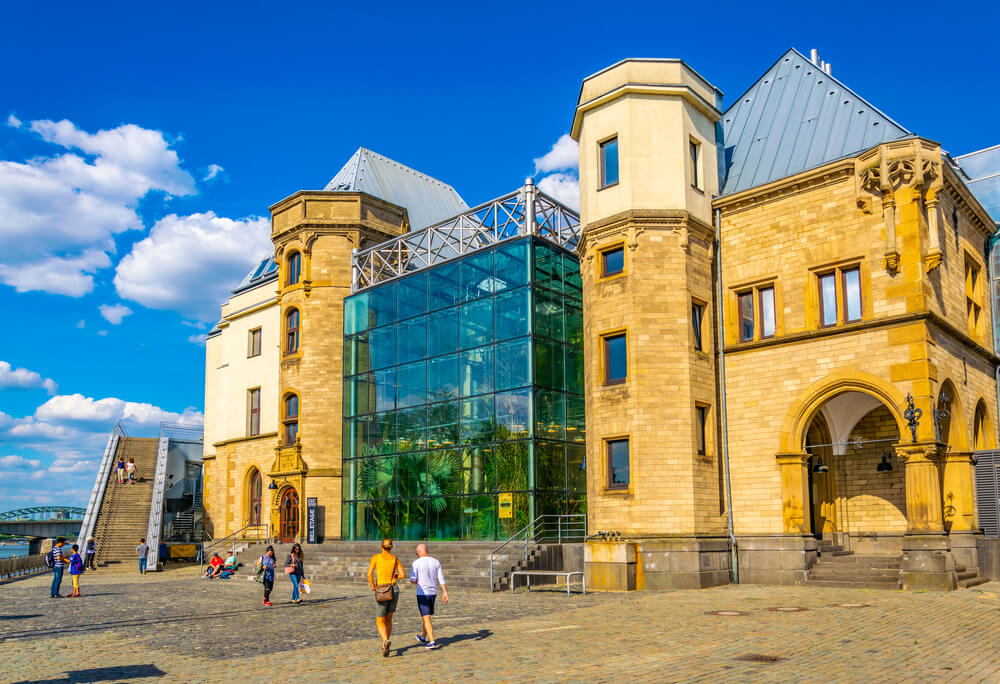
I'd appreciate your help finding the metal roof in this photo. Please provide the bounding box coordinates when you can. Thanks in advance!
[232,256,278,295]
[721,48,910,196]
[955,145,1000,222]
[324,147,468,230]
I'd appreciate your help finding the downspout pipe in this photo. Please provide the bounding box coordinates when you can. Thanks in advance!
[715,206,738,583]
[989,230,1000,449]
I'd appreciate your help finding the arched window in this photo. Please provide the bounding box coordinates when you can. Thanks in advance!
[283,393,299,445]
[974,401,990,450]
[248,469,262,526]
[286,251,301,286]
[285,308,300,353]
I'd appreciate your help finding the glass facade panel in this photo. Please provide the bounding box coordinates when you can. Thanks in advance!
[342,237,584,540]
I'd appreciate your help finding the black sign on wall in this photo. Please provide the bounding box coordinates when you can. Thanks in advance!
[306,497,318,544]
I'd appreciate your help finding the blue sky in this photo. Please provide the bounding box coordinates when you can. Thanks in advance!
[1,1,997,509]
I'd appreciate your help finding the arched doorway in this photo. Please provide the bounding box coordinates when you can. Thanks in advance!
[279,487,300,543]
[248,469,262,526]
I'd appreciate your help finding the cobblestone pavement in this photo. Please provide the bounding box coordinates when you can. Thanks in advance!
[2,566,999,683]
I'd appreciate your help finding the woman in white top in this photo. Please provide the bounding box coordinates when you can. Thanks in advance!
[126,458,137,484]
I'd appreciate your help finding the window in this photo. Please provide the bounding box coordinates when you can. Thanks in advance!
[816,265,862,328]
[692,301,705,351]
[285,308,300,353]
[248,470,262,526]
[689,138,701,189]
[738,292,754,342]
[248,388,260,436]
[600,245,625,278]
[737,284,777,342]
[606,438,630,489]
[283,393,299,445]
[248,327,262,357]
[602,332,627,385]
[600,137,619,188]
[696,405,708,455]
[286,251,301,286]
[759,287,775,338]
[966,255,983,338]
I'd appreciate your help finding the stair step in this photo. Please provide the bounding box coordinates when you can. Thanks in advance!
[960,576,990,589]
[806,578,900,590]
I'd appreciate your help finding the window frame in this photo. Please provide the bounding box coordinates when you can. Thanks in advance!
[605,436,630,491]
[818,272,838,328]
[695,405,708,456]
[282,393,299,446]
[841,267,862,323]
[599,136,619,189]
[599,243,626,280]
[248,327,262,358]
[965,251,984,339]
[285,308,300,354]
[812,262,864,329]
[286,251,302,287]
[758,286,775,339]
[737,291,755,342]
[247,387,261,437]
[692,300,705,351]
[689,137,701,190]
[601,330,628,386]
[248,470,262,526]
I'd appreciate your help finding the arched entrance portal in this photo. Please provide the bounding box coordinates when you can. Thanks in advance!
[279,487,300,543]
[801,390,905,554]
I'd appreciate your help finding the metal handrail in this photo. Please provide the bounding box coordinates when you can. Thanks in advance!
[76,423,126,550]
[489,514,586,592]
[199,523,270,571]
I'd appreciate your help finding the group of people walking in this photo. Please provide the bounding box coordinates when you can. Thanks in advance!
[114,456,138,484]
[256,542,307,605]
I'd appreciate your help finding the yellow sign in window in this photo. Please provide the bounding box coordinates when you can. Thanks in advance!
[498,493,513,519]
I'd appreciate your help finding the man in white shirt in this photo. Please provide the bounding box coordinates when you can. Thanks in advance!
[409,543,448,650]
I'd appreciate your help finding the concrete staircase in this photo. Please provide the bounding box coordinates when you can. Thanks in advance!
[806,541,989,590]
[235,541,541,591]
[91,437,159,568]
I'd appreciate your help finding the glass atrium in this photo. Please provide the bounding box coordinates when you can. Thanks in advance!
[342,236,586,540]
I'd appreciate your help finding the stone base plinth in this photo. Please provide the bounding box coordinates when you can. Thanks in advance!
[899,534,957,591]
[736,535,818,585]
[635,537,731,589]
[585,540,637,591]
[947,531,981,570]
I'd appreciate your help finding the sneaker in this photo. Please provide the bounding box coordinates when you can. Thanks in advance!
[382,640,390,657]
[425,641,439,650]
[264,601,272,606]
[416,635,428,645]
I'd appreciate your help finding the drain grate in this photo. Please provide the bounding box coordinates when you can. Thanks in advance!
[735,654,787,664]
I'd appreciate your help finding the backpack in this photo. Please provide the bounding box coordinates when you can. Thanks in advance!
[44,549,54,568]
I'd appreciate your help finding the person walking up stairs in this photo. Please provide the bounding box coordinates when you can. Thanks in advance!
[90,438,159,569]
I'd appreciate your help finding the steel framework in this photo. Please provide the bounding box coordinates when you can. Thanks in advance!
[352,179,580,292]
[0,506,86,521]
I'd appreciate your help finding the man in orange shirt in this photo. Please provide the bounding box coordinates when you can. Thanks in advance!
[367,538,405,657]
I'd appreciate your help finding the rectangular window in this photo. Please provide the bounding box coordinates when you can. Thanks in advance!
[689,138,701,189]
[248,388,260,437]
[600,137,619,188]
[759,287,775,338]
[602,332,627,385]
[692,301,704,351]
[819,273,837,327]
[842,268,862,322]
[738,292,755,342]
[606,438,629,489]
[600,245,625,278]
[248,328,262,357]
[695,405,708,455]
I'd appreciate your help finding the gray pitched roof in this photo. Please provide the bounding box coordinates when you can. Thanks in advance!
[721,49,910,196]
[324,147,468,230]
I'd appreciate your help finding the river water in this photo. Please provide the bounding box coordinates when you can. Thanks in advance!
[0,544,30,559]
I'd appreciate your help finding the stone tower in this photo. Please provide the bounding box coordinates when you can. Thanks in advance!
[268,191,408,541]
[571,60,730,589]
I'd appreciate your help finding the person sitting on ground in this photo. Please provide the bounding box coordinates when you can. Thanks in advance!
[219,553,238,579]
[203,553,224,579]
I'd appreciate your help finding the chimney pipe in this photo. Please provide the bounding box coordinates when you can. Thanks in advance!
[824,62,832,76]
[810,48,819,66]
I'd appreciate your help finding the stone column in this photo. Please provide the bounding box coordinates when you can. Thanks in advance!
[776,452,810,534]
[897,443,957,590]
[942,451,981,569]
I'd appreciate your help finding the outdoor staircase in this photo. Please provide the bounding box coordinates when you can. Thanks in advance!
[235,541,527,590]
[806,541,989,590]
[91,437,159,568]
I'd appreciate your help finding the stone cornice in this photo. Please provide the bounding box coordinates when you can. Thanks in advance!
[714,160,855,213]
[211,432,278,449]
[572,82,720,138]
[579,209,713,259]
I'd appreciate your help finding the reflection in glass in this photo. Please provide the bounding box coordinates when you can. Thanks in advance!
[460,298,493,349]
[567,444,586,491]
[494,240,530,290]
[369,325,396,370]
[494,287,531,341]
[344,292,369,335]
[427,307,458,357]
[374,369,395,412]
[535,288,564,340]
[820,273,837,326]
[369,282,397,328]
[535,390,565,440]
[739,292,754,341]
[537,441,566,490]
[535,340,564,391]
[496,338,531,391]
[760,287,775,338]
[397,272,427,321]
[397,407,428,452]
[495,388,531,439]
[460,249,494,302]
[428,262,459,311]
[427,355,459,401]
[396,361,426,409]
[398,316,426,364]
[427,401,459,449]
[607,439,629,488]
[460,395,494,445]
[844,268,861,322]
[460,346,494,397]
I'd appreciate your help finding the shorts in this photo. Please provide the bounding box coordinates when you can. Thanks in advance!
[416,593,436,616]
[375,585,399,618]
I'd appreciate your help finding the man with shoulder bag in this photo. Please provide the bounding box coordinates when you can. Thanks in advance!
[367,538,405,658]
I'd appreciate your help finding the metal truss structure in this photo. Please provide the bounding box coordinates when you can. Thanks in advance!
[0,506,86,521]
[352,179,580,292]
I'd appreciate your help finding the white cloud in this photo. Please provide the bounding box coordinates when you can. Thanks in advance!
[0,360,58,394]
[0,454,41,468]
[34,393,203,429]
[99,303,133,325]
[75,319,86,329]
[534,134,579,174]
[203,164,225,181]
[188,333,208,345]
[537,172,580,211]
[0,118,196,296]
[114,211,271,321]
[7,114,21,128]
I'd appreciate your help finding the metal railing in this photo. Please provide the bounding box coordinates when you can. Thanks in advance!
[0,553,47,581]
[352,179,580,291]
[489,514,587,592]
[199,523,270,572]
[146,423,204,570]
[77,422,126,550]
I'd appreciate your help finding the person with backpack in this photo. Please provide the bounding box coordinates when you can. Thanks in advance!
[258,546,276,606]
[84,537,97,571]
[115,457,126,484]
[285,543,305,604]
[68,544,84,597]
[367,538,405,658]
[46,537,71,598]
[136,538,149,575]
